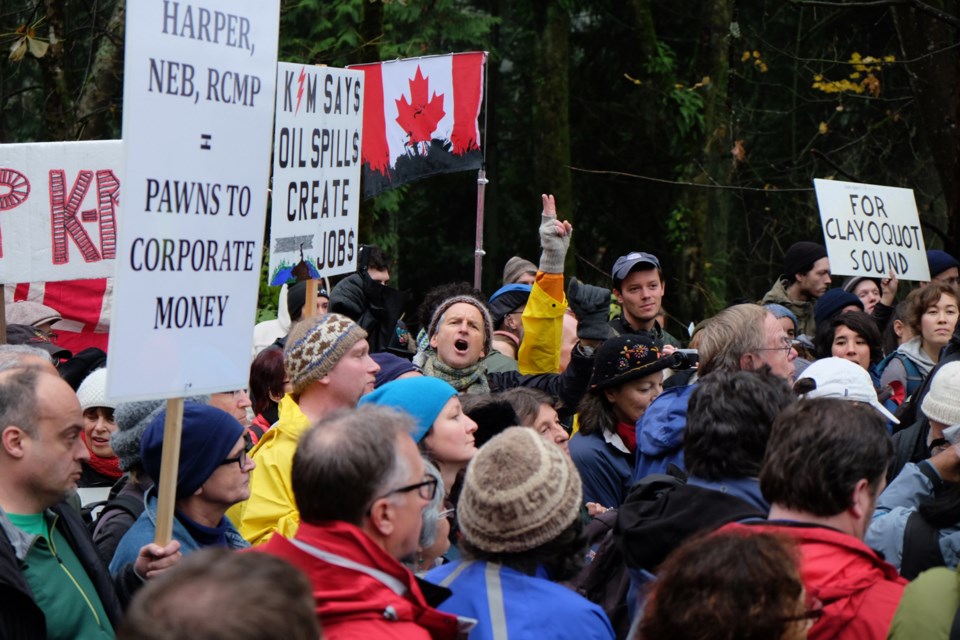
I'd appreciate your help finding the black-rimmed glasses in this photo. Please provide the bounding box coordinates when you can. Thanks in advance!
[220,439,254,471]
[383,476,439,501]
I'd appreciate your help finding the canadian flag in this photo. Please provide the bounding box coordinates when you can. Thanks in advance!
[5,279,111,354]
[349,52,486,198]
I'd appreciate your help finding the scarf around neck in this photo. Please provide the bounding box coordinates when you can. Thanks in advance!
[422,349,491,394]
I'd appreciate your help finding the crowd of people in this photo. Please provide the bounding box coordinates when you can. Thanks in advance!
[5,194,960,639]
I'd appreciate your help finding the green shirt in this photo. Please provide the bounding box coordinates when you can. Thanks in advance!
[7,511,114,640]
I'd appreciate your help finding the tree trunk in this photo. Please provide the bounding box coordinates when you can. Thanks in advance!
[531,3,573,272]
[892,2,960,253]
[76,2,125,140]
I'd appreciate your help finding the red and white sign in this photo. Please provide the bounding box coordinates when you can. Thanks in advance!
[0,141,121,283]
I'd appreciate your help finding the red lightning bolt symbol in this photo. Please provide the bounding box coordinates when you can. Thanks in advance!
[296,68,306,115]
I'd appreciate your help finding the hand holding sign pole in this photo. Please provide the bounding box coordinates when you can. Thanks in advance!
[113,1,280,544]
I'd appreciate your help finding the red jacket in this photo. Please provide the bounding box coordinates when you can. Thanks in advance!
[253,520,461,640]
[723,522,906,640]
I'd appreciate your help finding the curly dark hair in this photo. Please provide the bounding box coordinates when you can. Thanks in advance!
[636,529,806,640]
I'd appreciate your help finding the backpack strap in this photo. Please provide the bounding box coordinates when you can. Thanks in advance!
[900,510,946,580]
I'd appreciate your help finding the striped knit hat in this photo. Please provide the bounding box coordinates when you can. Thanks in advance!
[284,313,367,395]
[458,427,582,553]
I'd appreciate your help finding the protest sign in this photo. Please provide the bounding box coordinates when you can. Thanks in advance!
[267,63,364,285]
[108,0,280,402]
[0,141,121,283]
[814,178,929,281]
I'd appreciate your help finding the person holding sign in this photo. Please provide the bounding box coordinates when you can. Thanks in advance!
[109,403,252,574]
[0,366,179,639]
[761,241,832,339]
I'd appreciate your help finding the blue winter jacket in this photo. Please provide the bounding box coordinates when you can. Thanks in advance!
[426,560,614,640]
[633,384,696,482]
[109,491,248,575]
[866,461,960,571]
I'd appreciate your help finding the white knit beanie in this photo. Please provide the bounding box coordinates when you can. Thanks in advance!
[76,368,114,411]
[457,427,582,554]
[922,362,960,425]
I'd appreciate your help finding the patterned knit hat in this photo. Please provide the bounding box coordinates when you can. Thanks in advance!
[284,313,367,395]
[458,427,582,553]
[76,368,114,411]
[427,295,494,357]
[589,334,673,391]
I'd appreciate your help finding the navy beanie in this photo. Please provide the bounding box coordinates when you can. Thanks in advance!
[488,284,532,328]
[927,250,959,279]
[371,351,421,388]
[359,377,458,442]
[815,288,863,327]
[141,403,245,498]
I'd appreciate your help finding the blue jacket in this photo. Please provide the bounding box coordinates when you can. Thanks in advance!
[569,430,632,508]
[426,560,614,640]
[109,492,248,575]
[866,461,960,571]
[633,384,696,481]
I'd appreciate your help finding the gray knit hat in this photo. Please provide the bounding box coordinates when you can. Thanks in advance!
[427,295,493,358]
[284,313,367,395]
[111,394,209,471]
[922,362,960,425]
[458,427,582,553]
[502,256,537,285]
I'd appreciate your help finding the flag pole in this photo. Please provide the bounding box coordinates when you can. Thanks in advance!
[473,53,490,290]
[474,169,488,289]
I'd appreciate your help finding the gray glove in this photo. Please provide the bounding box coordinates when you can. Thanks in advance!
[567,277,611,341]
[538,213,571,274]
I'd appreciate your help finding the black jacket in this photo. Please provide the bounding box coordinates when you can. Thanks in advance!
[0,501,140,639]
[487,341,595,414]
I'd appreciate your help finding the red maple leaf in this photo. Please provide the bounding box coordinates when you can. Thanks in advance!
[395,66,446,147]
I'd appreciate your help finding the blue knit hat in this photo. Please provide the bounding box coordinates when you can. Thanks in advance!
[141,402,245,498]
[764,303,798,335]
[927,250,959,279]
[814,288,863,327]
[359,377,457,442]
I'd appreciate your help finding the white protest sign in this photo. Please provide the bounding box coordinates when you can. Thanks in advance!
[814,178,929,281]
[267,63,364,285]
[0,141,121,283]
[108,0,280,401]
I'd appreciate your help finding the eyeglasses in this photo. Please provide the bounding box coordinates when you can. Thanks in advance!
[755,336,795,356]
[383,476,439,501]
[220,439,254,471]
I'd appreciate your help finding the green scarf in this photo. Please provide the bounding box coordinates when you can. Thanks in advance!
[422,350,491,395]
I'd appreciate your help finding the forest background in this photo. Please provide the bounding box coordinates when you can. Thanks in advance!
[5,0,960,339]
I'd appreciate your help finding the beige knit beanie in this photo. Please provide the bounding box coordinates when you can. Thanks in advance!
[922,362,960,425]
[284,313,367,395]
[458,427,582,554]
